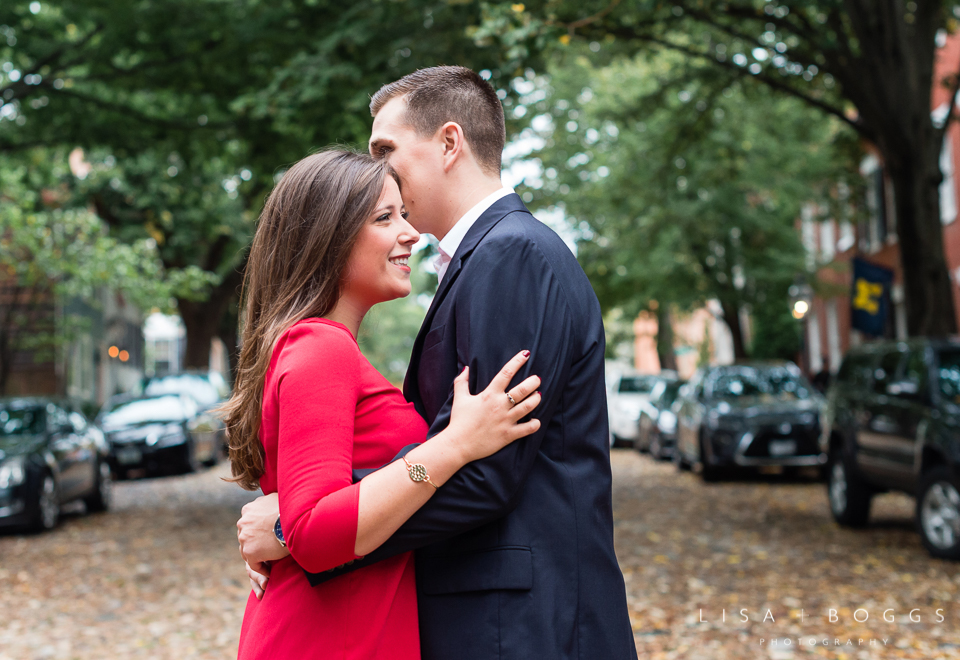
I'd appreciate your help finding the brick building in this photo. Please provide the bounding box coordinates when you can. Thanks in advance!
[0,281,144,404]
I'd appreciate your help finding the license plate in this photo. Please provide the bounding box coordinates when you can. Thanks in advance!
[768,439,796,457]
[116,447,142,465]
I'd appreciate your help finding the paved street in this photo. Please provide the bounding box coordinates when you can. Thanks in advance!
[1,452,959,659]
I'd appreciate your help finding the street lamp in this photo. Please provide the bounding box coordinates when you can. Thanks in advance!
[792,299,809,319]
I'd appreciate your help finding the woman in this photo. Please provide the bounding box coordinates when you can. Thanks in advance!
[221,150,542,660]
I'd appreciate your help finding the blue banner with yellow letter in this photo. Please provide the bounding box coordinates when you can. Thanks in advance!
[851,257,894,337]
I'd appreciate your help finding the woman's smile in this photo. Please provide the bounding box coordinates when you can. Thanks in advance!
[389,253,411,272]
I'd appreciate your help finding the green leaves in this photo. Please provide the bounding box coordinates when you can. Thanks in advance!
[519,44,857,357]
[0,148,215,364]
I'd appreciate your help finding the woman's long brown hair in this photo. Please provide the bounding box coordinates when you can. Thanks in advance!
[221,149,398,490]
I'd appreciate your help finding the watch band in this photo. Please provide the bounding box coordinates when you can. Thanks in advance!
[402,456,439,490]
[274,516,287,548]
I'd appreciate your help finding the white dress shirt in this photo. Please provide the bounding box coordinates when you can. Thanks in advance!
[435,187,514,283]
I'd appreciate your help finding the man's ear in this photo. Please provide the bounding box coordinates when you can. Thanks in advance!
[439,121,466,173]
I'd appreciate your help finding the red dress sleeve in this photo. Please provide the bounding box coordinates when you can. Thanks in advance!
[272,322,363,574]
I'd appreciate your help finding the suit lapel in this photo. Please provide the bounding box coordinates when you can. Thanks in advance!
[403,193,529,411]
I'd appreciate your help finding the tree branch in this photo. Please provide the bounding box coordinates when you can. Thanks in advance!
[610,29,869,140]
[558,0,623,32]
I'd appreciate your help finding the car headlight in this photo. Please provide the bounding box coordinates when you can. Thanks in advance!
[0,456,26,489]
[658,410,677,433]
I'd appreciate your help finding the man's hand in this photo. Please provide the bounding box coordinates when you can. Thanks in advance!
[238,493,289,578]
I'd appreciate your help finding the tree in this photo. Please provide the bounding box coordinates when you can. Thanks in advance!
[512,46,856,359]
[0,148,208,394]
[480,0,960,337]
[0,0,514,368]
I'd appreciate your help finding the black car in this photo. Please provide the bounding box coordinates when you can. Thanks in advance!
[144,371,229,450]
[0,398,112,532]
[636,379,685,460]
[823,339,960,559]
[98,393,222,478]
[674,362,825,481]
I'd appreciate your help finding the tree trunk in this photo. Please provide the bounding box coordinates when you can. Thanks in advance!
[832,0,957,336]
[0,290,17,396]
[884,148,958,336]
[178,288,238,370]
[719,300,749,361]
[656,305,678,372]
[177,265,245,372]
[217,292,240,386]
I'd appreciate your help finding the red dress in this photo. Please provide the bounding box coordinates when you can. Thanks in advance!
[238,318,427,660]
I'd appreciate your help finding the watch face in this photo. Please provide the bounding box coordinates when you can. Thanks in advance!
[274,517,285,544]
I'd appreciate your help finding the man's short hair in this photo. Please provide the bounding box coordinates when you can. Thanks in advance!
[370,66,506,175]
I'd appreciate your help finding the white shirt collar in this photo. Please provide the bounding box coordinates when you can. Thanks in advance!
[435,187,514,283]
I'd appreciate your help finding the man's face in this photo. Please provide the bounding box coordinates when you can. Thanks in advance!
[369,97,443,235]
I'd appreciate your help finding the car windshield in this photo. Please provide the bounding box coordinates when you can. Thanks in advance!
[144,374,223,407]
[660,381,684,407]
[937,349,960,403]
[618,376,658,394]
[100,396,191,430]
[710,368,812,400]
[0,407,45,436]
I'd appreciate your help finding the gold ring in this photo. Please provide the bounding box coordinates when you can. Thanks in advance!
[506,392,517,406]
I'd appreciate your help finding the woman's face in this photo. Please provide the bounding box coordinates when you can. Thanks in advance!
[340,176,420,309]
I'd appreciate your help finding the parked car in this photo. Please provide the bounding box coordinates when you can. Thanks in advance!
[674,362,825,481]
[0,398,112,532]
[143,371,229,408]
[98,393,222,478]
[822,338,960,559]
[143,371,228,450]
[637,379,686,460]
[607,370,666,447]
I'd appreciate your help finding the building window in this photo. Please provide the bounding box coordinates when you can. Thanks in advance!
[826,300,841,373]
[820,221,836,262]
[801,203,817,270]
[941,135,957,225]
[837,221,856,253]
[860,155,888,253]
[806,309,823,374]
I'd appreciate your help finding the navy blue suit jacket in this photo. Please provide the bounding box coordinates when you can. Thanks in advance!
[307,194,636,660]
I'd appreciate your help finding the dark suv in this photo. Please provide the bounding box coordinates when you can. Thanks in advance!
[823,339,960,559]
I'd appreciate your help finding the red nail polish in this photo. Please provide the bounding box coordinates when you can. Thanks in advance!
[522,350,531,357]
[537,391,541,396]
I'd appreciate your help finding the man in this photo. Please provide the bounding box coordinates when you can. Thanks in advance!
[238,66,636,660]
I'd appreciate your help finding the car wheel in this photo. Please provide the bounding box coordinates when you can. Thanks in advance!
[635,428,649,453]
[649,434,663,460]
[827,451,871,527]
[202,437,224,468]
[84,461,112,513]
[699,432,722,482]
[28,473,60,532]
[916,468,960,560]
